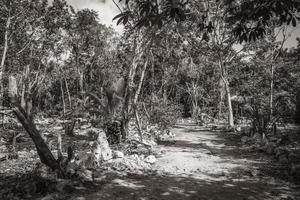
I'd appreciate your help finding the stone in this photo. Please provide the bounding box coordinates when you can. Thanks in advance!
[250,169,259,177]
[167,130,176,138]
[144,155,156,164]
[266,142,276,154]
[78,169,93,182]
[253,133,262,143]
[278,154,288,164]
[235,126,242,132]
[35,163,56,181]
[241,136,249,144]
[113,150,124,158]
[88,128,112,163]
[41,194,59,200]
[56,179,75,193]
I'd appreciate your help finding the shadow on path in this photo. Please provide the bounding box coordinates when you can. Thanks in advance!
[68,123,300,200]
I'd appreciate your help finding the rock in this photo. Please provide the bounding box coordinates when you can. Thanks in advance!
[56,179,75,193]
[241,136,249,144]
[250,169,259,177]
[41,194,59,200]
[288,152,297,162]
[266,142,276,154]
[166,130,176,138]
[278,154,289,164]
[53,126,63,131]
[88,128,112,163]
[144,155,156,164]
[113,150,124,158]
[235,126,242,132]
[253,133,262,143]
[35,163,56,181]
[80,124,91,130]
[290,163,300,176]
[78,169,93,182]
[75,197,86,200]
[142,139,157,147]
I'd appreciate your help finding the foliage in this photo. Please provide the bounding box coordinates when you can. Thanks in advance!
[147,99,183,129]
[115,0,300,42]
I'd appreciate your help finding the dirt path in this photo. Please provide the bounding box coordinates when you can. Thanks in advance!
[70,124,300,200]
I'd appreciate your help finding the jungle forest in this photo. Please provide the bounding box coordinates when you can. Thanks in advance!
[0,0,300,199]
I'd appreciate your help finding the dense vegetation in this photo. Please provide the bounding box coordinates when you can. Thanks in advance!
[0,0,300,199]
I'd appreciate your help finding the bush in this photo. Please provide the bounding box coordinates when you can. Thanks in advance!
[148,100,183,130]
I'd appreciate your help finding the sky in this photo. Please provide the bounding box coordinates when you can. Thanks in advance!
[65,0,299,48]
[65,0,123,33]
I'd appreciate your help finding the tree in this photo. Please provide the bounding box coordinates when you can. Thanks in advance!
[115,0,300,42]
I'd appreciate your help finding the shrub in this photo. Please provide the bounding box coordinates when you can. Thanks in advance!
[148,100,183,130]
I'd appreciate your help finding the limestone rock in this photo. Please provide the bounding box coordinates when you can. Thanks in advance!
[89,128,112,163]
[78,169,93,182]
[278,154,288,164]
[266,142,276,154]
[144,155,156,164]
[235,126,242,132]
[241,136,249,144]
[113,150,124,158]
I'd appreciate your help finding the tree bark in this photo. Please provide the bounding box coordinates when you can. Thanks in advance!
[0,16,11,106]
[295,88,300,124]
[64,77,72,109]
[224,79,234,126]
[133,57,149,140]
[219,61,234,127]
[8,76,59,171]
[269,64,274,118]
[121,54,139,140]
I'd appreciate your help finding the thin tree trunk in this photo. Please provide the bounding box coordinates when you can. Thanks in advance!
[133,58,148,104]
[224,80,234,126]
[295,88,300,124]
[60,79,66,116]
[0,16,11,106]
[270,64,274,118]
[121,55,139,140]
[64,77,72,108]
[133,58,149,140]
[219,61,234,127]
[219,79,224,120]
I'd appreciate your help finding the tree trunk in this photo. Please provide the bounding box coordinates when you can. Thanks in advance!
[121,55,139,140]
[219,61,234,127]
[60,79,66,116]
[269,64,274,119]
[8,76,59,171]
[224,80,234,127]
[64,77,72,109]
[0,16,11,107]
[295,88,300,124]
[133,58,149,140]
[218,79,224,120]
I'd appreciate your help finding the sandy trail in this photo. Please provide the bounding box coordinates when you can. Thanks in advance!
[69,124,300,200]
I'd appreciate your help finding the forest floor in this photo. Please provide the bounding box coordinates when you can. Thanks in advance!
[68,123,300,200]
[1,122,300,200]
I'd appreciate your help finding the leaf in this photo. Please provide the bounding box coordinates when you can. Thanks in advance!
[113,13,124,21]
[117,17,124,25]
[292,17,297,27]
[123,15,128,25]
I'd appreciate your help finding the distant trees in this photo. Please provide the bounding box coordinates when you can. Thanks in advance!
[113,0,300,127]
[0,0,119,171]
[1,0,300,170]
